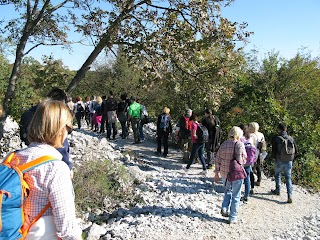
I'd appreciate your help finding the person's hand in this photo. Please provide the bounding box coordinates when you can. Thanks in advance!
[70,169,74,180]
[214,173,220,183]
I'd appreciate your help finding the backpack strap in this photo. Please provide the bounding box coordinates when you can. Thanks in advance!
[18,155,57,173]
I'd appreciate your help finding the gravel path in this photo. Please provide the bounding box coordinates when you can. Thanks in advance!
[95,131,320,240]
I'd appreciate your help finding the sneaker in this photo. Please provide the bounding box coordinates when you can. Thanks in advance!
[200,170,207,176]
[220,209,229,217]
[183,168,189,174]
[228,219,237,224]
[271,189,280,195]
[287,197,293,204]
[155,152,161,156]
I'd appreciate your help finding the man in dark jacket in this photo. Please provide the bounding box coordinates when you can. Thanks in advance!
[271,123,298,204]
[19,88,73,171]
[105,91,118,140]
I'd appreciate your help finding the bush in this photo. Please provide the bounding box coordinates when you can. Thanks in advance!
[73,159,141,213]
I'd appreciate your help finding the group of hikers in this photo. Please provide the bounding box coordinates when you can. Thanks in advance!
[0,87,298,239]
[66,92,149,144]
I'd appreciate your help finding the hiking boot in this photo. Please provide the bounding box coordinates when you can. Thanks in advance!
[240,196,248,203]
[221,209,229,217]
[271,189,280,195]
[287,197,293,204]
[207,164,214,169]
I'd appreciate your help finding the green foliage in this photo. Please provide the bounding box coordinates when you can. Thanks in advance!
[73,159,140,212]
[0,54,11,101]
[219,51,320,191]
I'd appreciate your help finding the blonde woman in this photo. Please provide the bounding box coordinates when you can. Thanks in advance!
[93,96,103,132]
[14,100,82,239]
[214,126,247,224]
[249,122,267,192]
[156,107,173,157]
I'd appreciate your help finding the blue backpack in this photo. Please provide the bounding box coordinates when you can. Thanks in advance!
[0,153,56,240]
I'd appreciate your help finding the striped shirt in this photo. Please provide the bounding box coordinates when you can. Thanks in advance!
[215,140,247,179]
[14,143,82,240]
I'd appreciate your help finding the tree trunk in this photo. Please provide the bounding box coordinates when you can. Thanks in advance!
[0,34,29,139]
[66,1,136,93]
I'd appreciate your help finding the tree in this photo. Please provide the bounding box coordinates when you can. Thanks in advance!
[0,0,80,137]
[66,0,251,93]
[0,0,251,138]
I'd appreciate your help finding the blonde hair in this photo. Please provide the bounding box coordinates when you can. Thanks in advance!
[228,126,243,140]
[163,107,170,114]
[249,122,259,133]
[28,100,72,146]
[96,96,102,105]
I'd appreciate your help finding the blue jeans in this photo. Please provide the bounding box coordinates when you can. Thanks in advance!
[222,178,243,221]
[186,143,206,170]
[275,161,293,197]
[243,166,251,198]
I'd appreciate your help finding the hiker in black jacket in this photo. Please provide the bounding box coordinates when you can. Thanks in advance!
[156,107,173,157]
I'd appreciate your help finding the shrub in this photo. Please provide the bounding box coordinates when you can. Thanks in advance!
[73,159,141,213]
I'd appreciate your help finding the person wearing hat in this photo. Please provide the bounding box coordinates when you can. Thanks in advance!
[127,96,143,144]
[156,107,173,157]
[176,108,193,162]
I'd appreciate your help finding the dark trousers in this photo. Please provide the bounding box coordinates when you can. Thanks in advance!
[120,120,128,138]
[205,140,214,165]
[75,112,83,129]
[100,114,107,133]
[157,130,169,155]
[250,158,262,189]
[131,118,140,143]
[186,143,206,170]
[107,122,117,139]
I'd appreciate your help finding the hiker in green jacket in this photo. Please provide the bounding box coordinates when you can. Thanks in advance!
[128,96,143,144]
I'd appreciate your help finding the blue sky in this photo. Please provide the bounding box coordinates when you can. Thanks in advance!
[222,0,320,60]
[3,0,320,70]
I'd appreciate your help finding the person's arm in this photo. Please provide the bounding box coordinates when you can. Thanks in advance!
[192,123,197,139]
[271,136,278,159]
[168,116,173,134]
[236,141,247,165]
[49,162,82,240]
[214,147,222,182]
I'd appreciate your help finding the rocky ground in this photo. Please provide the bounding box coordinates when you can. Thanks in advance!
[1,117,320,240]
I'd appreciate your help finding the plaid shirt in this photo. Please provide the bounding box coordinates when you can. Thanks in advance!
[215,140,247,179]
[15,143,82,240]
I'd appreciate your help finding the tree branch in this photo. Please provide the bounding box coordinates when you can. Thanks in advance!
[146,3,195,30]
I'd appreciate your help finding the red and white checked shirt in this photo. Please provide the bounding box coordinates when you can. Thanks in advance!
[14,143,82,240]
[215,140,247,179]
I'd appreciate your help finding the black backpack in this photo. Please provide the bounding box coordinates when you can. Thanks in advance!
[196,124,209,143]
[277,135,295,161]
[77,103,84,113]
